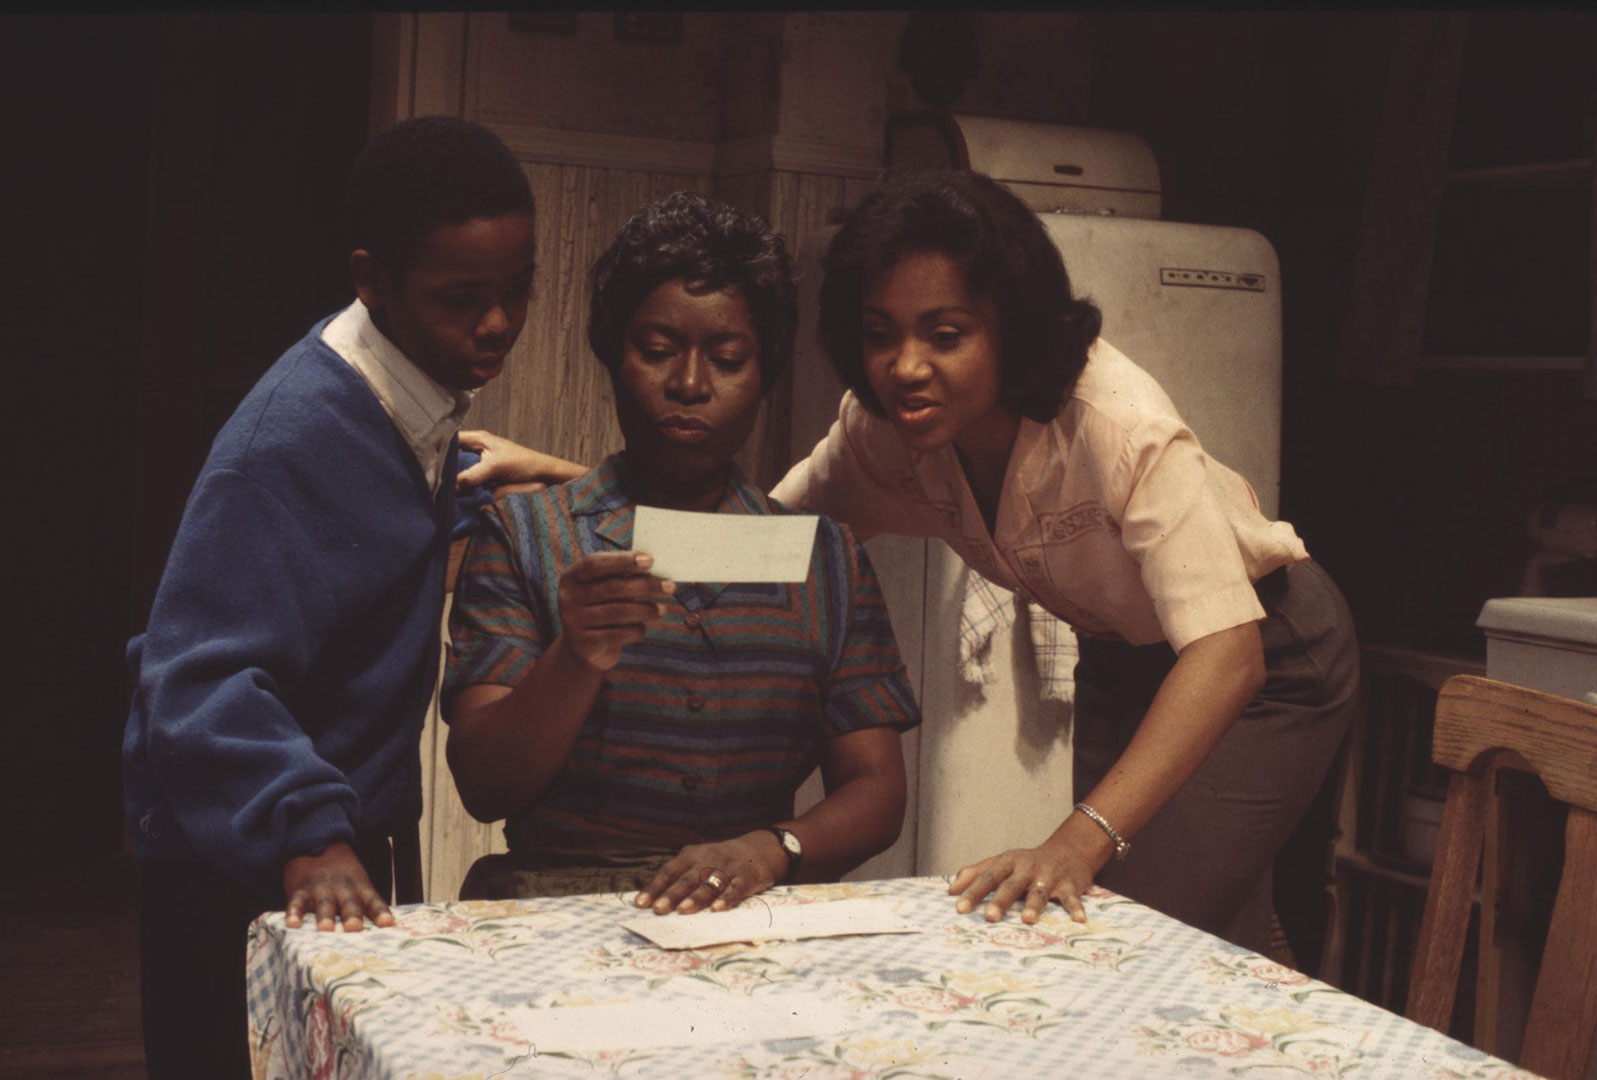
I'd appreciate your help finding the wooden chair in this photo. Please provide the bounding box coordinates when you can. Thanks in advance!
[1406,674,1597,1079]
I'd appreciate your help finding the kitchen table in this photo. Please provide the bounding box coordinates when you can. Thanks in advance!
[246,875,1538,1079]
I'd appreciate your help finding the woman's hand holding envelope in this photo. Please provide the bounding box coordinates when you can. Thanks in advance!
[445,550,672,822]
[558,551,675,673]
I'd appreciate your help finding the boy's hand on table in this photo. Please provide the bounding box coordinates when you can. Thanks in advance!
[283,842,396,932]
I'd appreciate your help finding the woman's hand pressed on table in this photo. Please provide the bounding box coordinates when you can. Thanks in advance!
[949,810,1116,925]
[947,622,1266,925]
[635,830,790,915]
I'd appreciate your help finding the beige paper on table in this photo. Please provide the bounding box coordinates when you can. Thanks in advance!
[620,897,920,950]
[504,994,854,1053]
[631,505,819,583]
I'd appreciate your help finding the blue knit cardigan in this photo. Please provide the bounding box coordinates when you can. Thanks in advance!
[123,315,456,898]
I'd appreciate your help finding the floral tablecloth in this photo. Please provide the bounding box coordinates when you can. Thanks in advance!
[246,876,1536,1079]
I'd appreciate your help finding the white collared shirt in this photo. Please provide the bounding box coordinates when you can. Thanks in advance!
[321,300,475,495]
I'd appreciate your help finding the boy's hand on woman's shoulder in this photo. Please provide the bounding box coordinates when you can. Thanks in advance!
[283,842,396,932]
[456,429,587,493]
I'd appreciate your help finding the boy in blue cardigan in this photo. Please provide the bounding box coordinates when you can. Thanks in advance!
[122,116,567,1079]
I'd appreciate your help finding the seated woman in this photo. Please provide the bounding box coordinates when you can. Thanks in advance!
[443,191,921,915]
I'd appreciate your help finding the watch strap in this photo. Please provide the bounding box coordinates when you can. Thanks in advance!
[763,825,802,881]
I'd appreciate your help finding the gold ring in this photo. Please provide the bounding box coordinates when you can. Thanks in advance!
[1032,880,1048,891]
[704,872,726,891]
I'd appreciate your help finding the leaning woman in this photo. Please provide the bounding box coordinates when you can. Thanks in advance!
[442,191,920,914]
[769,169,1358,954]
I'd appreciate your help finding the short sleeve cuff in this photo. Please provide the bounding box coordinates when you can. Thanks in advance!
[823,676,922,738]
[442,635,542,713]
[1158,581,1266,654]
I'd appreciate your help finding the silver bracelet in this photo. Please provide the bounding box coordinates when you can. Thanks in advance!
[1074,802,1131,861]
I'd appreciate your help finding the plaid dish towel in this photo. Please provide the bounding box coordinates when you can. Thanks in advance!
[1020,598,1078,703]
[957,567,1076,703]
[958,566,1014,686]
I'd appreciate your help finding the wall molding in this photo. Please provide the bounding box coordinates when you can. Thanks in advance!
[481,120,884,182]
[485,119,717,175]
[714,133,882,180]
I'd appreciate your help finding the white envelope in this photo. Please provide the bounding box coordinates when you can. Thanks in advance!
[620,897,920,950]
[632,506,818,583]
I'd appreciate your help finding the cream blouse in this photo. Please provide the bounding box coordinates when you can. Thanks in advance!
[771,339,1308,652]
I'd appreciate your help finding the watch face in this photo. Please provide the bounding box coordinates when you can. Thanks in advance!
[781,830,803,857]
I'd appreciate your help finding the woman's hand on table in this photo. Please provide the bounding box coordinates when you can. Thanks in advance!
[283,842,396,932]
[945,623,1264,925]
[558,551,674,673]
[456,430,586,496]
[635,832,788,915]
[949,820,1113,925]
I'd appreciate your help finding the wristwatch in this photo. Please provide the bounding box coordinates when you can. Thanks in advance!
[763,826,803,881]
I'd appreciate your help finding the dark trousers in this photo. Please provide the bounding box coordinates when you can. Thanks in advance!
[138,836,394,1080]
[1072,560,1359,955]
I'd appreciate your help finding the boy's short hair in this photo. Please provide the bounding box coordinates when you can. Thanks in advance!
[346,115,535,275]
[818,169,1102,423]
[587,191,796,393]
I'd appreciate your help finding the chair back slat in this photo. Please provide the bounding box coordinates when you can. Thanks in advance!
[1431,675,1597,813]
[1405,675,1597,1080]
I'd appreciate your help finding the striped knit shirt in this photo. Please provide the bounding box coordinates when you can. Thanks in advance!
[444,453,921,859]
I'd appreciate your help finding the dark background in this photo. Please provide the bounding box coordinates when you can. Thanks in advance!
[4,14,372,866]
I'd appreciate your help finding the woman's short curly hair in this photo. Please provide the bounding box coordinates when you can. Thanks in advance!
[588,191,797,393]
[818,169,1101,423]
